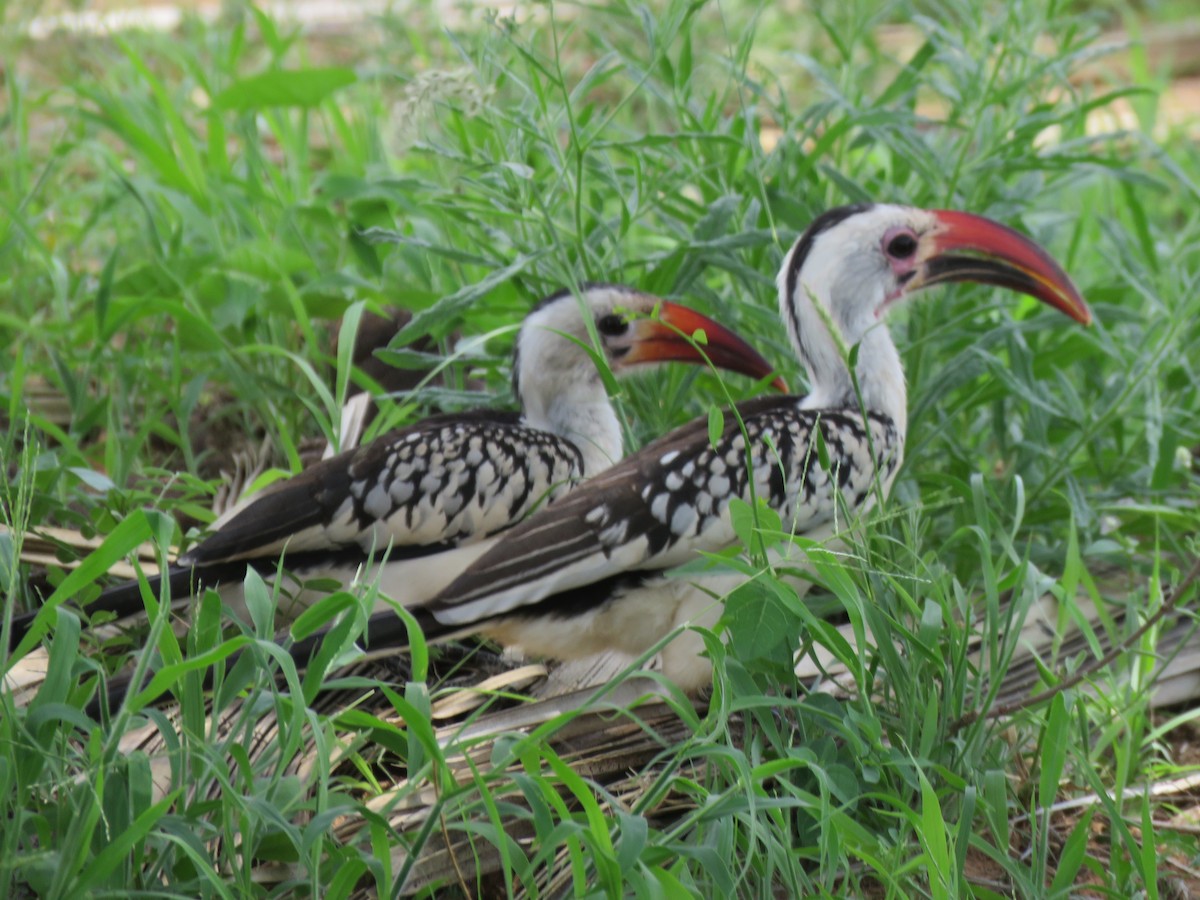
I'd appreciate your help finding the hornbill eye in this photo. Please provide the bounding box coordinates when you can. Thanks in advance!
[886,232,918,259]
[597,314,629,336]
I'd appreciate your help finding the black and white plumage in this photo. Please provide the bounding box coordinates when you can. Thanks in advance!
[10,285,781,647]
[326,204,1092,692]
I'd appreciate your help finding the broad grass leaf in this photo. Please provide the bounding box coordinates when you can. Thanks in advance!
[129,636,252,710]
[389,254,542,347]
[8,511,154,661]
[954,785,976,880]
[67,467,116,494]
[242,568,274,636]
[544,747,621,893]
[728,496,754,547]
[291,592,358,642]
[614,810,648,875]
[1049,808,1094,896]
[1038,692,1071,812]
[214,67,357,111]
[723,579,794,673]
[76,791,181,892]
[918,768,952,900]
[94,248,118,338]
[707,405,723,449]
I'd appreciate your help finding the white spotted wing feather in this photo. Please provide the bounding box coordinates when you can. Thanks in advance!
[182,410,584,567]
[428,395,902,624]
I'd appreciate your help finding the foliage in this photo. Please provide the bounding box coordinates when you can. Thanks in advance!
[2,0,1199,895]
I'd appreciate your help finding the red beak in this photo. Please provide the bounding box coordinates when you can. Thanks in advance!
[918,210,1092,325]
[619,301,787,392]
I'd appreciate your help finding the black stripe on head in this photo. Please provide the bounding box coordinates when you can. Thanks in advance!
[527,282,635,315]
[782,203,873,345]
[513,283,638,402]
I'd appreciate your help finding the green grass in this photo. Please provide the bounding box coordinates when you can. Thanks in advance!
[3,0,1200,895]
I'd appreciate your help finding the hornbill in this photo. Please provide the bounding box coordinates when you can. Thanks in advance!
[8,285,781,651]
[290,204,1092,694]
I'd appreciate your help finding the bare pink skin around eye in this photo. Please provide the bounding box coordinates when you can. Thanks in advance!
[879,225,921,310]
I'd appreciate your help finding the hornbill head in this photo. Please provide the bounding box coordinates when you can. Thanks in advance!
[783,204,1091,340]
[779,204,1091,411]
[514,284,786,401]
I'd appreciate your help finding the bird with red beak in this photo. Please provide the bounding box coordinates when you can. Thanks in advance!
[9,284,782,655]
[81,205,1092,711]
[325,203,1090,693]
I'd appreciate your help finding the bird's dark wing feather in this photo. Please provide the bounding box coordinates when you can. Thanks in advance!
[9,410,584,649]
[7,542,454,651]
[184,408,582,566]
[425,395,902,626]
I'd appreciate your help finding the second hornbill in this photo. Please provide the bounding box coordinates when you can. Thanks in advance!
[308,203,1093,693]
[9,285,781,650]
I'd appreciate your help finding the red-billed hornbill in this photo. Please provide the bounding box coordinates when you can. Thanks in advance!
[299,204,1092,693]
[9,285,781,650]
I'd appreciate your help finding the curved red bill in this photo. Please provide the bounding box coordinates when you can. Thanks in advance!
[620,301,787,392]
[924,210,1092,325]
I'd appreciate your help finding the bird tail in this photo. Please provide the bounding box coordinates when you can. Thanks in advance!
[8,543,402,652]
[7,562,251,652]
[86,605,473,719]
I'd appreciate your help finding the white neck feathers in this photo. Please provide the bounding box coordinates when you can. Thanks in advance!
[521,381,624,477]
[515,326,624,476]
[778,228,909,436]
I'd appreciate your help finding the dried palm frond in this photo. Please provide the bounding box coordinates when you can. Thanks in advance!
[71,555,1188,896]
